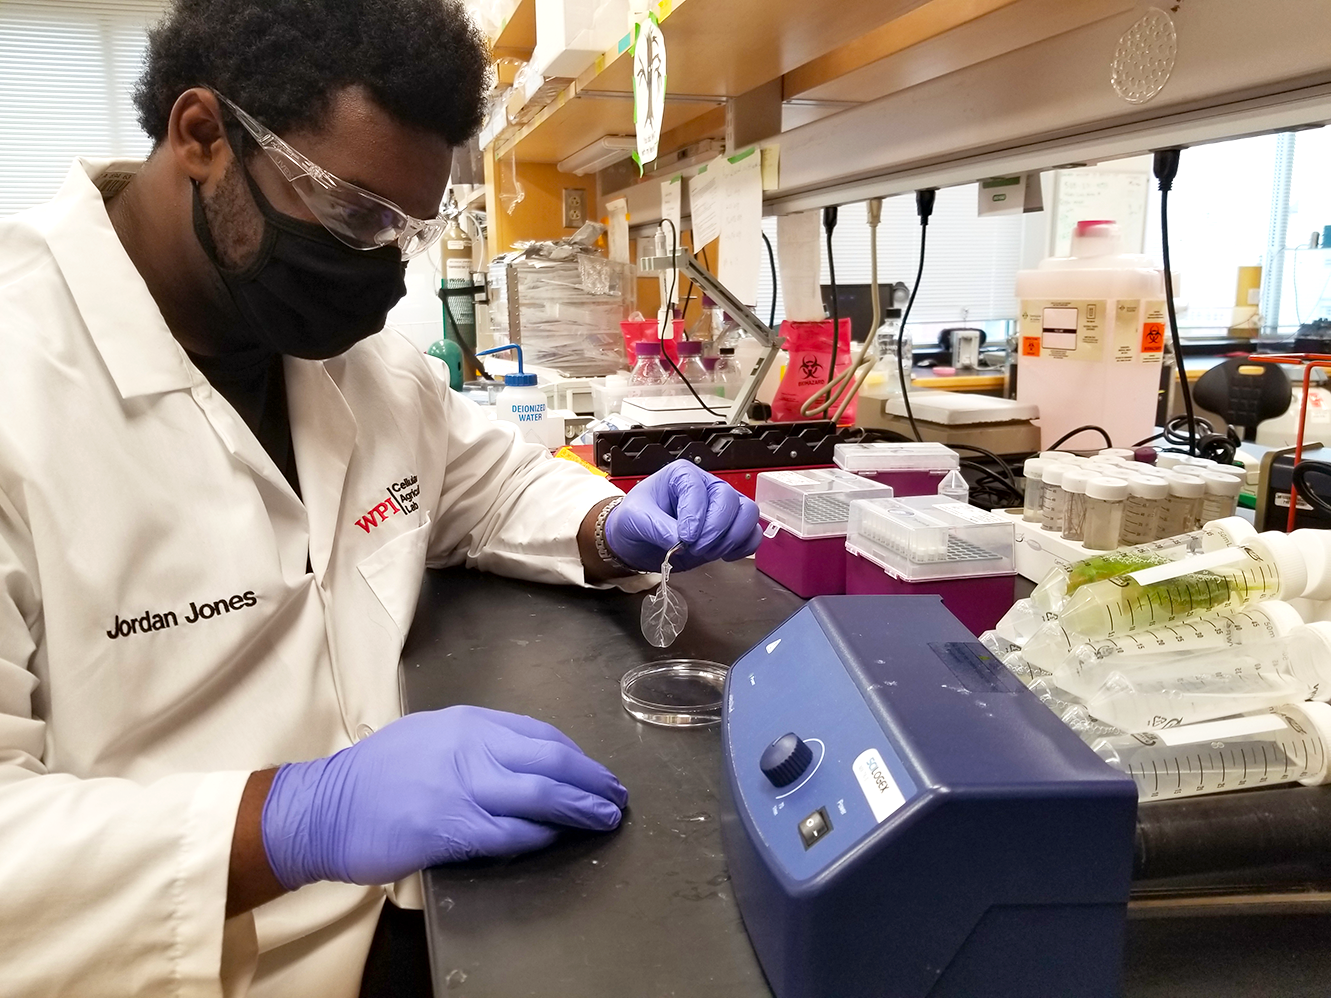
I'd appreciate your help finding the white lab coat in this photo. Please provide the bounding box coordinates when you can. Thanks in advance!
[0,160,648,997]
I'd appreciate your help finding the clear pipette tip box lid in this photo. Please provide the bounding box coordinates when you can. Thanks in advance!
[833,442,960,474]
[846,495,1015,581]
[755,469,895,539]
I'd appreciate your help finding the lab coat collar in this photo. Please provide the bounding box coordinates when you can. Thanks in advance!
[39,159,194,400]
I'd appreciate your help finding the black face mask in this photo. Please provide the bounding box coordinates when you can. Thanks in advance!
[192,167,408,360]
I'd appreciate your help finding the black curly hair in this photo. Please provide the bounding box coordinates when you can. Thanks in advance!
[134,0,490,147]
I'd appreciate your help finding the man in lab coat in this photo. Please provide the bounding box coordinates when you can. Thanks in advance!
[0,0,761,995]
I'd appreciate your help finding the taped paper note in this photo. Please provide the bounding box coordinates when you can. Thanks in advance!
[719,148,762,308]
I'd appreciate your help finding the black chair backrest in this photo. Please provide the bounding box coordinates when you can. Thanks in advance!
[1192,358,1292,436]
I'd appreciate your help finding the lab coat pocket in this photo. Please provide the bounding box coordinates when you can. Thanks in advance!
[357,516,432,640]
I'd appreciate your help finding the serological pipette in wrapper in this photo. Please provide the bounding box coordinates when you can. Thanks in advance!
[1028,516,1257,615]
[1022,599,1305,678]
[1056,529,1328,640]
[1092,701,1331,802]
[1073,621,1331,732]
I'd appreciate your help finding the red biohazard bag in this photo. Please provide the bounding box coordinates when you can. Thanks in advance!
[771,318,856,423]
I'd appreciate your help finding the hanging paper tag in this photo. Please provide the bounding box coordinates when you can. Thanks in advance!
[632,14,667,171]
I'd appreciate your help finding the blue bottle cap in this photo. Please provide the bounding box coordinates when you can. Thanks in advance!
[504,372,538,387]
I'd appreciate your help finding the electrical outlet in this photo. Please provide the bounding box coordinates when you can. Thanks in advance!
[563,188,587,228]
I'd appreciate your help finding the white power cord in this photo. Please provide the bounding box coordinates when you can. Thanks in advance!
[799,198,883,423]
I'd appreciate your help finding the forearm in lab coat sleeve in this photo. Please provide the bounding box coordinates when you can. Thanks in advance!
[426,383,655,590]
[0,486,253,998]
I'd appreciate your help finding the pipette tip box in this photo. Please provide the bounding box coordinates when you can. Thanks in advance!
[755,469,895,598]
[833,441,960,496]
[844,495,1016,634]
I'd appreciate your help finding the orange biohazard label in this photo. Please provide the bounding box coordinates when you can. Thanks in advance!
[1141,322,1166,353]
[1021,337,1041,358]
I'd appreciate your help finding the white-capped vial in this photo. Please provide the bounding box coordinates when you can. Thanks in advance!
[1022,458,1048,522]
[1155,453,1186,470]
[1039,450,1078,463]
[1040,463,1070,532]
[1121,474,1170,545]
[1082,476,1130,551]
[1060,469,1095,542]
[1199,471,1244,522]
[1158,473,1206,537]
[1099,448,1137,461]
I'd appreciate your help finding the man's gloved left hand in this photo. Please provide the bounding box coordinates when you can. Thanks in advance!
[604,459,762,573]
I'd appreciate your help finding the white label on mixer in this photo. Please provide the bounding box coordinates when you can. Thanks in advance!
[853,748,907,823]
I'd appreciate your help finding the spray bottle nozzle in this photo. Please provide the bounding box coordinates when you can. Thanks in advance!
[476,343,524,373]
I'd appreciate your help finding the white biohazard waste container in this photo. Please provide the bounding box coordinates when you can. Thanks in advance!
[1016,221,1167,449]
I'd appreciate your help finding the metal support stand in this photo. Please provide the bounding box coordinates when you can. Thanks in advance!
[639,251,784,425]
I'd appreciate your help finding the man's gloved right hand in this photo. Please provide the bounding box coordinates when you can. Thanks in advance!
[261,705,628,889]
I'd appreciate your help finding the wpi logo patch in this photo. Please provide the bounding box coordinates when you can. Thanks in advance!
[356,474,421,532]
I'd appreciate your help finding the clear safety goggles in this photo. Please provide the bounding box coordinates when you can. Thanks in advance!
[214,92,452,260]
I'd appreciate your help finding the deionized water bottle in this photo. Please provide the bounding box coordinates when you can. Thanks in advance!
[1091,701,1331,801]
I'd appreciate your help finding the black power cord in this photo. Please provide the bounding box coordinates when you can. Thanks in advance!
[897,189,936,441]
[823,206,839,386]
[1154,148,1198,457]
[654,219,728,418]
[1292,461,1331,517]
[761,231,778,329]
[1047,424,1114,450]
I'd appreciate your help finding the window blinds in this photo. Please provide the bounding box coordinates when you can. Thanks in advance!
[755,184,1026,339]
[0,1,166,215]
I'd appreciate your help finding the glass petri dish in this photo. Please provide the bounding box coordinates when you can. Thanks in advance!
[620,659,729,727]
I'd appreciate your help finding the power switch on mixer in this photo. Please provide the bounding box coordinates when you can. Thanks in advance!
[798,807,833,849]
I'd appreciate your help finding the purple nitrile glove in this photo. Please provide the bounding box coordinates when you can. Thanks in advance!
[604,459,763,573]
[261,705,628,889]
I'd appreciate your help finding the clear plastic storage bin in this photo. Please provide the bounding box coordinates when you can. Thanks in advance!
[832,442,960,496]
[756,469,896,539]
[843,496,1016,634]
[754,470,895,599]
[846,495,1015,581]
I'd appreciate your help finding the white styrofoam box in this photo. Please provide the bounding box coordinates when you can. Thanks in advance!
[532,0,629,79]
[619,393,734,426]
[884,390,1039,425]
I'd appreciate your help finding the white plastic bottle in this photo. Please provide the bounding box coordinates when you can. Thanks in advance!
[1082,476,1129,551]
[496,372,552,447]
[1060,469,1095,542]
[1157,473,1206,538]
[1022,458,1049,522]
[1199,471,1243,522]
[1120,474,1170,546]
[1015,221,1167,448]
[1040,462,1070,532]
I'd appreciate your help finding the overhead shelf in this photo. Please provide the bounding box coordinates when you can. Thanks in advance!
[493,0,934,164]
[488,0,536,56]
